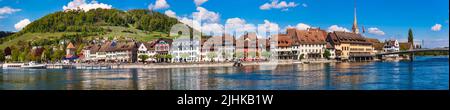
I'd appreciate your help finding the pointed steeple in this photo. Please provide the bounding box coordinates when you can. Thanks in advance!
[352,0,359,34]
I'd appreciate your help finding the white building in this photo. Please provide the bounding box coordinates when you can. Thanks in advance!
[383,39,400,57]
[326,43,336,59]
[82,41,137,63]
[271,34,293,60]
[171,37,201,62]
[288,28,328,60]
[201,35,236,62]
[137,42,157,62]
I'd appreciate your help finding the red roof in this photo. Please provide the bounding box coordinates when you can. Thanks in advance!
[67,42,76,49]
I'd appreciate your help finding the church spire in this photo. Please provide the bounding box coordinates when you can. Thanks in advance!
[352,0,359,34]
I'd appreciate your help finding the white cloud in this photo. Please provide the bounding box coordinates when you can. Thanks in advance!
[63,0,112,12]
[149,0,170,10]
[283,23,310,33]
[260,3,272,10]
[226,18,246,25]
[194,0,208,6]
[259,0,299,11]
[327,25,350,32]
[258,20,280,33]
[179,17,200,30]
[0,6,21,15]
[176,7,221,33]
[179,17,223,36]
[431,24,442,31]
[368,27,385,35]
[14,19,31,30]
[295,23,311,30]
[302,3,308,7]
[164,10,176,18]
[201,23,224,36]
[192,7,220,23]
[225,18,257,35]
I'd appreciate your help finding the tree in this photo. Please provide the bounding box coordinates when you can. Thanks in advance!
[138,55,149,63]
[18,52,27,62]
[262,51,272,60]
[11,47,19,62]
[51,49,64,63]
[42,46,52,62]
[248,52,256,59]
[180,53,190,62]
[299,54,305,60]
[323,50,331,59]
[207,52,217,62]
[0,49,5,62]
[223,52,233,61]
[408,28,414,49]
[165,54,173,62]
[154,54,162,63]
[235,52,244,59]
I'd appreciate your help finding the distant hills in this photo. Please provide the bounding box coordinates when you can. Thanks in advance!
[0,31,15,39]
[0,8,180,49]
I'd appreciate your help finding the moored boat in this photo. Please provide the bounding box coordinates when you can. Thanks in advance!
[2,62,47,69]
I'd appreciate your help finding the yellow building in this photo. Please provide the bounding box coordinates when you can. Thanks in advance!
[327,31,374,61]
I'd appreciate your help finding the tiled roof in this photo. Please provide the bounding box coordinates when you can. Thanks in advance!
[98,42,112,52]
[272,34,292,47]
[373,43,384,51]
[106,42,136,52]
[289,28,328,45]
[329,31,372,45]
[366,38,381,43]
[89,45,101,53]
[236,33,259,48]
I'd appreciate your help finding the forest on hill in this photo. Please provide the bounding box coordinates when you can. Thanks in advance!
[0,8,179,45]
[0,8,182,62]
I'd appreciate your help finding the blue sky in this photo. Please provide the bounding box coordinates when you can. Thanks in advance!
[0,0,448,48]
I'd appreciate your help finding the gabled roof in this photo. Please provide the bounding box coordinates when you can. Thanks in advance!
[236,33,260,48]
[106,42,136,52]
[329,31,372,45]
[98,42,112,52]
[140,42,153,50]
[289,28,327,45]
[149,38,173,47]
[67,42,76,49]
[326,42,334,49]
[271,34,292,47]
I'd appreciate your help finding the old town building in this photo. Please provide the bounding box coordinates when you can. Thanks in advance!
[327,31,374,61]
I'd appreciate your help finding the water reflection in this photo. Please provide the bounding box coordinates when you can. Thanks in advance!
[0,56,448,90]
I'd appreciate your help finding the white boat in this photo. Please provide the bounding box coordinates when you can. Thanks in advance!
[2,62,47,69]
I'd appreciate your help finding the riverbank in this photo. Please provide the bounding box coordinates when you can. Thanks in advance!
[8,56,435,69]
[69,60,340,69]
[2,56,447,90]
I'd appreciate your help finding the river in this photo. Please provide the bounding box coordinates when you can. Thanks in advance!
[0,56,448,90]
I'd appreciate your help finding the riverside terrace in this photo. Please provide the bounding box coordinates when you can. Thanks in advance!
[72,28,394,64]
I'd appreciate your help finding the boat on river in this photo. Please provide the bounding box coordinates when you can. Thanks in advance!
[2,62,47,69]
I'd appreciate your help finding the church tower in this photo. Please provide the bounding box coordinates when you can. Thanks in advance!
[352,0,359,34]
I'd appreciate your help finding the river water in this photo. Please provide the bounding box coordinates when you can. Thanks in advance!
[0,56,448,90]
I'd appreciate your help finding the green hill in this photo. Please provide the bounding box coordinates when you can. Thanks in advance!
[0,8,179,49]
